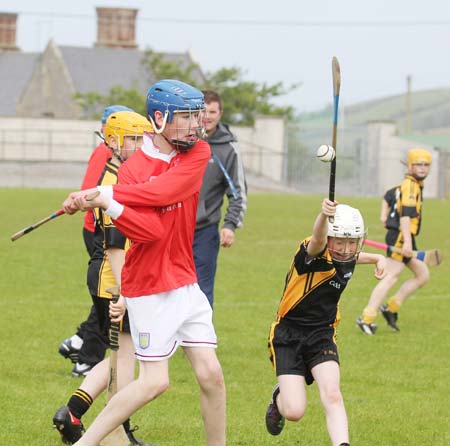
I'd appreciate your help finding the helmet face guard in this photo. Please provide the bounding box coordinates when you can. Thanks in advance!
[104,111,153,160]
[146,80,206,151]
[407,148,432,168]
[327,204,366,262]
[166,109,206,151]
[406,148,432,180]
[327,236,365,262]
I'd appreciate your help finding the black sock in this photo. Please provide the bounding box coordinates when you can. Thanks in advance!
[123,418,131,433]
[67,389,93,419]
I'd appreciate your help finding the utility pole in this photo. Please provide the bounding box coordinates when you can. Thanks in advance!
[405,75,412,134]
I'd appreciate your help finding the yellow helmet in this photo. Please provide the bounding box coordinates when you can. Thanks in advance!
[104,111,153,148]
[407,148,432,168]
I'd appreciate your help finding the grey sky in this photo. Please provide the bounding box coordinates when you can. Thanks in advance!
[4,0,450,112]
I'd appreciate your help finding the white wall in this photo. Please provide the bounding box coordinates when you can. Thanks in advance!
[232,117,285,183]
[0,116,287,188]
[367,122,439,197]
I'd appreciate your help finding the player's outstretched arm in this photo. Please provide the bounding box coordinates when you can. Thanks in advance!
[357,252,386,279]
[307,198,337,258]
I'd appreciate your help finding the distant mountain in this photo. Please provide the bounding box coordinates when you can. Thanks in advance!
[298,88,450,132]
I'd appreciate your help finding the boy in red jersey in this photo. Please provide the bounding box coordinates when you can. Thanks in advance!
[63,80,226,446]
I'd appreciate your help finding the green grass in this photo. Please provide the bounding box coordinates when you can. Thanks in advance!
[1,189,449,446]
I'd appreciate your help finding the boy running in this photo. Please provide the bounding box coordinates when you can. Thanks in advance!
[266,198,386,446]
[357,148,432,334]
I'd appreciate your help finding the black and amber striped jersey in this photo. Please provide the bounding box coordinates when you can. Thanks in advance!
[383,175,423,235]
[276,237,356,327]
[88,159,130,299]
[397,174,424,236]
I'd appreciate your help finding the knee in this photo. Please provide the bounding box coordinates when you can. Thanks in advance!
[282,402,306,422]
[139,376,170,401]
[321,388,344,408]
[197,362,225,393]
[416,270,430,287]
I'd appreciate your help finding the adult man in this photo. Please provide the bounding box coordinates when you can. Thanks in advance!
[59,105,133,376]
[357,148,432,334]
[62,80,226,446]
[194,90,247,307]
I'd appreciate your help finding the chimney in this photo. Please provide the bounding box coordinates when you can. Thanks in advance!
[0,12,19,51]
[95,7,138,49]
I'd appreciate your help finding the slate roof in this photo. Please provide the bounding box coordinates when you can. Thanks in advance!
[0,51,39,116]
[59,46,204,95]
[0,43,205,116]
[60,46,150,95]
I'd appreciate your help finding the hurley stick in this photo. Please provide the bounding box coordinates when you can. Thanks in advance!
[364,239,443,267]
[10,209,65,242]
[99,286,130,446]
[329,56,341,204]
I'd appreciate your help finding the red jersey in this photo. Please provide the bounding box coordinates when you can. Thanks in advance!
[81,142,112,232]
[112,135,210,297]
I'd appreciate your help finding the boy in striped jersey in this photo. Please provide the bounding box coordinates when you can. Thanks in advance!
[266,198,386,446]
[54,111,157,445]
[357,148,432,334]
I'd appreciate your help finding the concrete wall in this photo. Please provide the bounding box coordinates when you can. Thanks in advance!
[0,116,285,189]
[367,121,439,197]
[0,116,443,197]
[0,117,99,188]
[232,117,285,183]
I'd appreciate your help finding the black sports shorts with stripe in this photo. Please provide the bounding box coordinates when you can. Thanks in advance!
[269,318,339,385]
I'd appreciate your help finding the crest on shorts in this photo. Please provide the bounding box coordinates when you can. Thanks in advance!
[139,332,150,349]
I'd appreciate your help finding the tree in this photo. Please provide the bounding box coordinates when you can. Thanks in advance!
[74,84,146,121]
[75,50,299,126]
[204,67,298,125]
[141,49,201,88]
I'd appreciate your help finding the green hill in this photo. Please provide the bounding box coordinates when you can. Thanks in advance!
[299,88,450,132]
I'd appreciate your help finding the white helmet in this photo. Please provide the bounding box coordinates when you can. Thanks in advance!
[327,204,365,262]
[328,204,365,238]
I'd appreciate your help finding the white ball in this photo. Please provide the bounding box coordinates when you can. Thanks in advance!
[316,144,335,163]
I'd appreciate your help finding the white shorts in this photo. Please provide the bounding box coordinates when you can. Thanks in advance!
[124,283,217,361]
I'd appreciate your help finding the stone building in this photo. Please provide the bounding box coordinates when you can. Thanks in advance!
[0,8,205,119]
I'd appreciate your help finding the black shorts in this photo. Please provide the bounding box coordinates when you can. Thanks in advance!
[386,229,417,265]
[268,319,339,385]
[91,295,131,338]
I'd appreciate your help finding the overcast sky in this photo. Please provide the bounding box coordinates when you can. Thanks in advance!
[4,0,450,112]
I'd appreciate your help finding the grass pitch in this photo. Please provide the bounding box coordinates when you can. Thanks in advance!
[1,189,449,446]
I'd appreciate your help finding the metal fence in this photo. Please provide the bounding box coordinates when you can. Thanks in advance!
[1,122,449,197]
[241,122,449,198]
[239,121,371,197]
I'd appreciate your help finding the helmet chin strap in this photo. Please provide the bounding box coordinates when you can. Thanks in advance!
[161,126,198,153]
[160,134,196,152]
[112,146,125,163]
[149,111,169,135]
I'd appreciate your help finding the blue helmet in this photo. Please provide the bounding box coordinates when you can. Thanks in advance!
[101,105,134,124]
[146,80,204,123]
